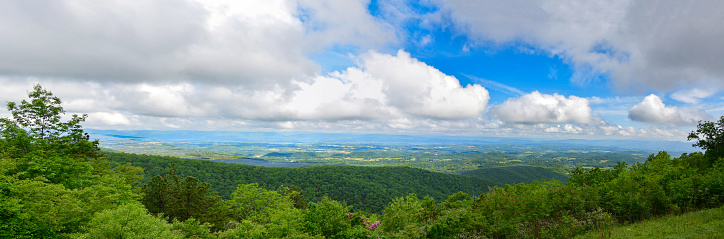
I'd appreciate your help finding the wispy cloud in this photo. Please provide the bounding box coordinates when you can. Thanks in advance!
[587,96,640,104]
[671,88,717,104]
[462,74,524,96]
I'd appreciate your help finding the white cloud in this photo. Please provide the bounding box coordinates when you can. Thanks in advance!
[2,50,488,128]
[1,1,713,141]
[492,91,592,124]
[670,88,717,104]
[0,0,396,87]
[464,74,524,96]
[0,0,209,81]
[587,96,640,105]
[544,124,583,134]
[282,50,490,120]
[358,50,489,119]
[628,94,713,125]
[3,75,693,140]
[86,112,131,126]
[287,69,389,120]
[434,0,724,91]
[296,0,397,48]
[110,83,208,118]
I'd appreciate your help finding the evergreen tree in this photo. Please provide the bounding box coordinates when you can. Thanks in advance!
[140,163,228,228]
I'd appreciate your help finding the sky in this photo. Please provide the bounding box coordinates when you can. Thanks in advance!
[1,0,723,141]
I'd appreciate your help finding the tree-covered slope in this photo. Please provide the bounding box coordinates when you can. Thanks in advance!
[105,151,499,212]
[451,165,569,185]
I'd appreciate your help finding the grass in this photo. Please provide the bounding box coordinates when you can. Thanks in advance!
[576,206,724,239]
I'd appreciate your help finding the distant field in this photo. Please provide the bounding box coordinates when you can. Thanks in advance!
[98,138,651,174]
[576,206,724,239]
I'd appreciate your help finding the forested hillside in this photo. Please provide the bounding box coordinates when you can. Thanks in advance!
[451,165,569,185]
[2,85,723,238]
[105,152,499,213]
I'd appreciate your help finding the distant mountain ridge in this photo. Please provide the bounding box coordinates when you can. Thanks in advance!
[87,129,697,153]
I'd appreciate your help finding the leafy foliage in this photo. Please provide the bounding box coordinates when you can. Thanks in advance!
[73,203,183,239]
[304,196,354,238]
[0,85,143,237]
[453,165,569,185]
[229,183,292,223]
[688,115,724,166]
[1,85,96,157]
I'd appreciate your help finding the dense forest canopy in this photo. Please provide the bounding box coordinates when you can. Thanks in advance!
[1,85,723,238]
[104,151,499,213]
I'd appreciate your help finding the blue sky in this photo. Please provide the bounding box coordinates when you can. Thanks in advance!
[1,0,723,140]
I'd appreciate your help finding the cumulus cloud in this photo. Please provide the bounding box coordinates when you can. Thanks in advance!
[433,0,724,91]
[358,50,489,119]
[628,94,713,125]
[491,91,592,124]
[284,50,490,120]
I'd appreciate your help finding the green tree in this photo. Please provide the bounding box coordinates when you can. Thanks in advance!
[1,84,102,189]
[688,116,724,166]
[141,163,228,228]
[141,175,171,215]
[0,84,143,237]
[0,175,59,238]
[382,193,424,233]
[279,185,308,209]
[229,183,293,223]
[1,84,96,157]
[303,196,353,238]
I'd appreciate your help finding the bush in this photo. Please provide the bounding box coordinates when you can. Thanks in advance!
[304,196,353,238]
[74,203,182,239]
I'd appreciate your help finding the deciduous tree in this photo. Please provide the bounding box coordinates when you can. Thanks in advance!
[688,116,724,167]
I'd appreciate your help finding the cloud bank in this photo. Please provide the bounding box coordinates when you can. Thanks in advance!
[0,0,396,86]
[1,49,489,123]
[0,0,717,140]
